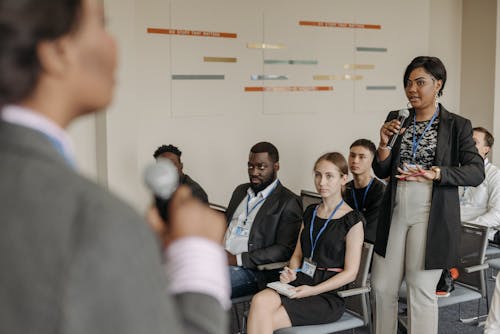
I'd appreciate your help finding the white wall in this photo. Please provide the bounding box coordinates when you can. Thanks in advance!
[460,0,496,142]
[69,0,464,211]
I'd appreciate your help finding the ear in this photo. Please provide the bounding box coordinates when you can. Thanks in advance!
[180,162,184,171]
[37,37,72,78]
[341,173,348,185]
[485,146,491,156]
[435,79,443,95]
[274,161,280,172]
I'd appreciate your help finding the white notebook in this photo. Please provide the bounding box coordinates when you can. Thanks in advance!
[266,281,296,298]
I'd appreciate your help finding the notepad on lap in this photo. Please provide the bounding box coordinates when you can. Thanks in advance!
[267,281,296,298]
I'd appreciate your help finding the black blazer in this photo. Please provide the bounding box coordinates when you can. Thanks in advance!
[372,105,485,269]
[225,182,303,270]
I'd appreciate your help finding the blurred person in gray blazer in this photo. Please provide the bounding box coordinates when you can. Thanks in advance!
[0,0,229,333]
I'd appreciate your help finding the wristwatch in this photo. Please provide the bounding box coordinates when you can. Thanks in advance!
[431,166,441,181]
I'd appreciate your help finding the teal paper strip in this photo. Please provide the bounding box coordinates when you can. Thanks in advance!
[366,85,396,90]
[356,47,387,52]
[251,74,288,80]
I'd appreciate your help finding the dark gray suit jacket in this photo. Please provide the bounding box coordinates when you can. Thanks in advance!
[0,121,226,334]
[373,105,485,269]
[225,182,302,270]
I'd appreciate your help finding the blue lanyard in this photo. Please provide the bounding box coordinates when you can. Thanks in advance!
[412,107,439,160]
[351,178,374,211]
[245,181,279,224]
[309,200,344,259]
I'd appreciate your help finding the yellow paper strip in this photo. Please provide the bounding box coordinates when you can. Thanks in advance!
[343,64,375,70]
[247,43,286,49]
[203,57,237,63]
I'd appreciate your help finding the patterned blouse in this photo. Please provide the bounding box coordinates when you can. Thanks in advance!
[399,117,439,170]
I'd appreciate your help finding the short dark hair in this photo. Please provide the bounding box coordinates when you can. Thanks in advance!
[403,56,447,97]
[473,127,494,148]
[350,139,376,157]
[153,144,182,159]
[314,152,348,176]
[250,142,279,163]
[0,0,83,107]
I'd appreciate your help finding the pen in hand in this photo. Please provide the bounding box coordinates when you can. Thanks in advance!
[279,268,301,274]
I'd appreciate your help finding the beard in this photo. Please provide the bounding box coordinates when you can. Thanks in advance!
[250,171,277,193]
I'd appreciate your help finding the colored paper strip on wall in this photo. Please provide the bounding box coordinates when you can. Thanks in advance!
[366,85,396,90]
[172,75,225,80]
[299,20,381,30]
[264,60,318,65]
[313,74,363,80]
[251,74,288,80]
[247,43,286,49]
[356,47,387,52]
[203,57,237,63]
[344,64,375,70]
[147,28,237,38]
[245,86,333,92]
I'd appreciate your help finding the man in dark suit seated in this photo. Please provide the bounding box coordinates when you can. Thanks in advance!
[224,142,302,298]
[154,144,209,203]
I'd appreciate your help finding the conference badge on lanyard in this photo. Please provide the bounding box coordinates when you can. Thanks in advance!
[301,258,317,278]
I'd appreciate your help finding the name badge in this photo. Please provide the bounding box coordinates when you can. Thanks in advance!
[301,258,317,278]
[235,226,250,236]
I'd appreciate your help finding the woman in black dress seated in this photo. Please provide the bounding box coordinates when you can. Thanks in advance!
[247,152,365,333]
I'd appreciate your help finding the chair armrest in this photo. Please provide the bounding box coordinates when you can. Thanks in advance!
[464,263,489,273]
[337,286,371,298]
[257,262,288,270]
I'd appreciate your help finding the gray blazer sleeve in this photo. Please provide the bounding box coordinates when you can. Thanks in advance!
[61,186,227,334]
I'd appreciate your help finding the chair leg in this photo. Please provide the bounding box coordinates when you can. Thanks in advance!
[459,299,488,325]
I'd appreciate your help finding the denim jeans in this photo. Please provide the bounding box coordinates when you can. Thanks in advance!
[229,266,259,298]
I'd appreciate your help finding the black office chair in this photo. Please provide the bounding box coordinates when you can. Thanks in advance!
[209,202,227,213]
[399,223,490,328]
[300,190,322,212]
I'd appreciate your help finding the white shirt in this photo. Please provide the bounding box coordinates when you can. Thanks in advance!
[224,179,279,266]
[460,159,500,240]
[1,105,76,166]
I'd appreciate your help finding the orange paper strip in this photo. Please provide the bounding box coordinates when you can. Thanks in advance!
[299,21,381,30]
[147,28,237,38]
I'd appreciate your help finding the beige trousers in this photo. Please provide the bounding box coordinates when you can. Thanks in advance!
[372,181,442,334]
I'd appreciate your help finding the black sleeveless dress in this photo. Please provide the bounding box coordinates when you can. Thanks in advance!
[280,204,364,326]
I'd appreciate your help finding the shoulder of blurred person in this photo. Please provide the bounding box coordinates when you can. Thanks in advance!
[182,174,209,203]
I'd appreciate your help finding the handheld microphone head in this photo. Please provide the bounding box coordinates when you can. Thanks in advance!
[399,108,410,120]
[387,108,411,150]
[143,158,179,200]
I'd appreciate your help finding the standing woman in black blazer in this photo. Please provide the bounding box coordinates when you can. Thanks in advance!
[371,56,484,334]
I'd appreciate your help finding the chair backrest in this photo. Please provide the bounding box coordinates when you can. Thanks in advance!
[209,202,227,213]
[344,242,374,325]
[300,190,322,212]
[456,223,489,296]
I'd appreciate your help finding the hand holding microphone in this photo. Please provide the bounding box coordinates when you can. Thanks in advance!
[379,109,410,150]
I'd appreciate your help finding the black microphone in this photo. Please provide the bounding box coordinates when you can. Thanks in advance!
[144,158,179,222]
[387,108,410,150]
